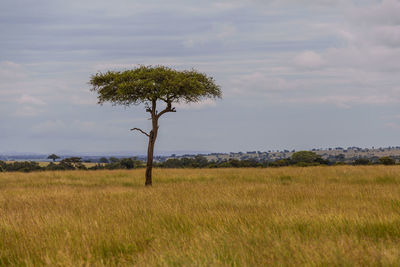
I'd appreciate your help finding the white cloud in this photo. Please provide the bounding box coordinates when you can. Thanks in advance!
[31,120,66,133]
[212,1,244,10]
[337,0,400,48]
[70,94,97,106]
[30,119,130,138]
[0,61,27,81]
[285,94,400,108]
[230,72,295,94]
[14,106,44,117]
[182,23,237,48]
[174,99,217,110]
[349,0,400,26]
[371,25,400,47]
[31,120,96,135]
[17,94,46,105]
[293,51,325,69]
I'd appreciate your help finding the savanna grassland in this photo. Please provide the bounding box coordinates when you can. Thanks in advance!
[1,167,400,266]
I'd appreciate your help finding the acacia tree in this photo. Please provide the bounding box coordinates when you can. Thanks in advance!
[90,66,221,186]
[47,154,60,162]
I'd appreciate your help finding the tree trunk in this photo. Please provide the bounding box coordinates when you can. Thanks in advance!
[145,131,156,186]
[145,102,158,186]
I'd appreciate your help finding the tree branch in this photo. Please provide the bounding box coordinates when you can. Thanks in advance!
[130,128,150,137]
[157,102,176,118]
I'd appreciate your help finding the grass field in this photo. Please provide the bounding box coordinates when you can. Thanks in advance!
[1,166,400,266]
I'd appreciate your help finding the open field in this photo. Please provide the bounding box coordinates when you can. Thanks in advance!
[1,167,400,266]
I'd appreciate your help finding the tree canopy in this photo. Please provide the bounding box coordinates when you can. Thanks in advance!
[90,65,221,107]
[47,154,60,162]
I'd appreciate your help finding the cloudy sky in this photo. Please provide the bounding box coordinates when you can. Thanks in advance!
[1,0,400,155]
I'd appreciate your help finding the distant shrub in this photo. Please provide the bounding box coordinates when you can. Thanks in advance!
[162,158,183,168]
[46,162,74,171]
[99,157,109,163]
[60,157,87,170]
[109,157,120,163]
[100,158,144,170]
[5,161,43,172]
[0,161,5,172]
[269,159,290,167]
[104,162,123,170]
[88,164,105,170]
[159,156,213,168]
[291,151,319,164]
[217,161,232,168]
[120,158,135,169]
[353,158,371,165]
[379,156,395,165]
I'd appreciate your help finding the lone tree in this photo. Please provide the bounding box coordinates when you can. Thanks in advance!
[47,154,60,162]
[90,66,221,186]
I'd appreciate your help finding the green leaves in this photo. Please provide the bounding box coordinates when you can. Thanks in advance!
[89,66,221,107]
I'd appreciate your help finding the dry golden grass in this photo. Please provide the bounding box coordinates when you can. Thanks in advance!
[1,166,400,266]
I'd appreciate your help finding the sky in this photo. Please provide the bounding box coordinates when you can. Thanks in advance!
[1,0,400,155]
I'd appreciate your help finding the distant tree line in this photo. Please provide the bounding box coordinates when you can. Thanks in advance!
[0,152,397,173]
[0,157,144,172]
[156,151,394,168]
[0,161,42,172]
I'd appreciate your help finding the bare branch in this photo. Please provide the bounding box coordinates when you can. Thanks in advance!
[144,102,152,113]
[130,128,150,137]
[157,102,176,118]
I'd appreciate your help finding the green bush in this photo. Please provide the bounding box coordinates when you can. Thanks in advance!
[291,151,319,164]
[4,161,43,172]
[379,156,395,165]
[353,158,371,165]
